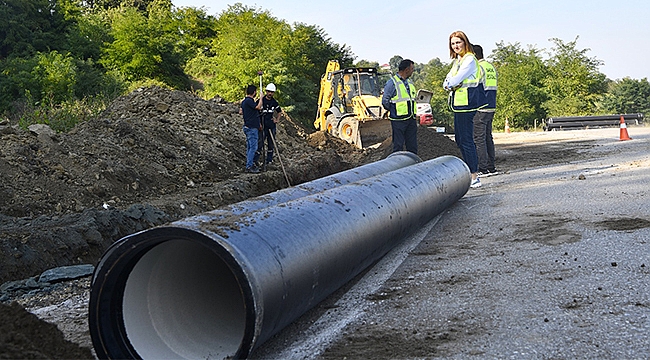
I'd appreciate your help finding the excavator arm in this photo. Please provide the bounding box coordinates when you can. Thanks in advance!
[314,60,340,131]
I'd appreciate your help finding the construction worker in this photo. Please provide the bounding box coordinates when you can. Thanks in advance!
[241,84,263,173]
[472,44,499,177]
[258,83,282,165]
[443,30,487,188]
[382,59,418,154]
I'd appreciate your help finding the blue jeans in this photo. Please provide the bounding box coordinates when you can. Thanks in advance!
[473,111,496,171]
[391,118,418,154]
[454,111,478,173]
[243,126,259,169]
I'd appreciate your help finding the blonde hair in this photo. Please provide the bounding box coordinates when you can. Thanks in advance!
[448,31,475,58]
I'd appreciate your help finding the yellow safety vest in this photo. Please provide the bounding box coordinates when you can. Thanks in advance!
[448,53,486,112]
[478,59,497,110]
[390,75,417,120]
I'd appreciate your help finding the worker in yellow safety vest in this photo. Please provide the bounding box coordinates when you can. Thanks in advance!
[443,30,487,189]
[382,59,418,154]
[472,44,499,177]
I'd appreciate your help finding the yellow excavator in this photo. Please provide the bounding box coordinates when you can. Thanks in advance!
[314,60,391,148]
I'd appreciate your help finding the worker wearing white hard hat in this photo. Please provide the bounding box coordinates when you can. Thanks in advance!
[258,83,282,165]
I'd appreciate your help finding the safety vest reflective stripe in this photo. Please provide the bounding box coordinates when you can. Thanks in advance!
[390,75,416,119]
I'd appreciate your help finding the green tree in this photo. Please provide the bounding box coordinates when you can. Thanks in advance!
[0,56,41,110]
[601,77,650,115]
[355,60,379,68]
[173,6,217,61]
[185,4,353,124]
[66,5,112,63]
[278,23,353,119]
[32,51,77,104]
[0,0,72,59]
[388,55,403,74]
[187,4,287,101]
[89,0,154,11]
[99,0,190,89]
[542,37,607,117]
[491,42,548,130]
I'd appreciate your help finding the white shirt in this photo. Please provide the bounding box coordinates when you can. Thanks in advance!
[443,54,479,90]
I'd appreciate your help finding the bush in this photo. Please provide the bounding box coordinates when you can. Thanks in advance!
[17,95,111,133]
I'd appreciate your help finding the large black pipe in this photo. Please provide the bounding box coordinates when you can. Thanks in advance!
[89,155,470,359]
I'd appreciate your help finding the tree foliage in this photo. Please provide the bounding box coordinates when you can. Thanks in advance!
[601,78,650,115]
[99,0,190,89]
[1,0,649,132]
[388,55,403,74]
[185,4,290,102]
[542,37,607,117]
[89,0,154,11]
[0,0,72,59]
[184,4,353,121]
[490,42,548,130]
[412,58,453,128]
[355,60,379,68]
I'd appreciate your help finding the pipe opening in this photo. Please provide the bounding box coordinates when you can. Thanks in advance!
[122,239,246,359]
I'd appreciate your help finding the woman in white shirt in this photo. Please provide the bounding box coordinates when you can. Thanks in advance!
[443,30,487,188]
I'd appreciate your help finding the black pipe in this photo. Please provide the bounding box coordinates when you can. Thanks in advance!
[89,155,470,359]
[546,119,640,129]
[547,113,643,123]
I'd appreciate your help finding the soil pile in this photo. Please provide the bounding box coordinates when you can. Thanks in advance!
[0,87,460,358]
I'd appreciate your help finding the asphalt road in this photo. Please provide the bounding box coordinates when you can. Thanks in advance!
[252,126,650,359]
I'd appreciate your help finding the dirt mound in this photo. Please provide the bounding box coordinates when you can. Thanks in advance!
[1,87,348,218]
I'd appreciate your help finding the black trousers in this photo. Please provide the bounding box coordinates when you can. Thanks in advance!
[473,111,496,171]
[391,118,418,154]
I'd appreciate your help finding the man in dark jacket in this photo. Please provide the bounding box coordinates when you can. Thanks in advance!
[241,84,263,173]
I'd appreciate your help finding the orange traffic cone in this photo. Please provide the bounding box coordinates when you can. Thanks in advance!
[619,115,632,141]
[505,118,511,133]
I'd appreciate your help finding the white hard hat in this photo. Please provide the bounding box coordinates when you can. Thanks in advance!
[265,83,276,92]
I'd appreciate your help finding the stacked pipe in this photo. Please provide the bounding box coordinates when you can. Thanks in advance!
[88,153,471,359]
[545,113,644,131]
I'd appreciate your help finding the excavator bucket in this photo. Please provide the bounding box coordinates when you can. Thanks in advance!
[359,119,392,148]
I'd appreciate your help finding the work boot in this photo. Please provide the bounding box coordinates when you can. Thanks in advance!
[245,166,260,174]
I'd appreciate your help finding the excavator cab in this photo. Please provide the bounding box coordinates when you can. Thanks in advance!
[333,70,382,117]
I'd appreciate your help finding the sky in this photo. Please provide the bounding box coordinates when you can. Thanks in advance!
[171,0,649,81]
